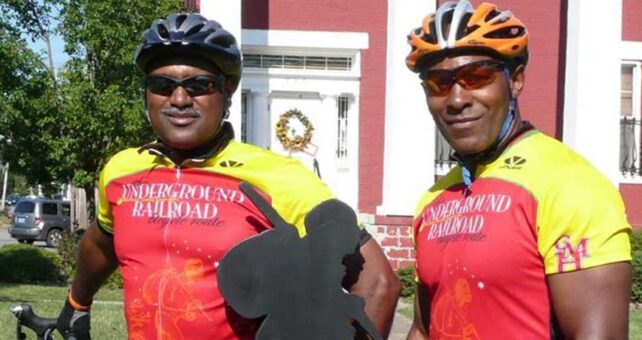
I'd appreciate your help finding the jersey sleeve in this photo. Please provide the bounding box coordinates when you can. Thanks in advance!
[274,164,334,238]
[537,162,631,275]
[96,161,114,235]
[251,158,334,238]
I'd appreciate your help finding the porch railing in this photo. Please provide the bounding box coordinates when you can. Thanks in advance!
[620,117,641,176]
[435,130,456,171]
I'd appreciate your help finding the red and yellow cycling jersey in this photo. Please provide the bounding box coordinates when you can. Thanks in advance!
[97,140,333,339]
[412,130,631,339]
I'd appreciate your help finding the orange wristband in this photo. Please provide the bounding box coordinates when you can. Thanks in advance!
[68,291,91,312]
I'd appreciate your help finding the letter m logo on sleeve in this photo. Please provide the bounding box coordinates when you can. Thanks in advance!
[554,235,589,272]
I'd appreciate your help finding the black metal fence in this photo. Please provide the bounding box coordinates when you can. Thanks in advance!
[435,130,456,168]
[620,117,641,175]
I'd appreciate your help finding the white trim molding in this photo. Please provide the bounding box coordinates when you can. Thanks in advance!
[563,0,622,185]
[378,0,436,217]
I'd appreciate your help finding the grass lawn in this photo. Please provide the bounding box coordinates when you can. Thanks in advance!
[3,284,642,338]
[398,300,642,338]
[632,309,642,340]
[0,283,125,339]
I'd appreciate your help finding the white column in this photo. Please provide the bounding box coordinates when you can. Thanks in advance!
[251,91,271,148]
[563,0,622,184]
[319,94,339,188]
[378,0,436,216]
[200,0,243,137]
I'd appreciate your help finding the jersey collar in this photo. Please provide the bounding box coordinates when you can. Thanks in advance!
[138,121,235,166]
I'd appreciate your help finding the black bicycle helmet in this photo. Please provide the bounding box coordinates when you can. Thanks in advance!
[134,13,242,93]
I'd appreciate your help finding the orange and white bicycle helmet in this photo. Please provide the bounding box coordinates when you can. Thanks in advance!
[406,1,528,73]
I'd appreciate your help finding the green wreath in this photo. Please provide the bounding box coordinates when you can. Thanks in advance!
[275,109,314,151]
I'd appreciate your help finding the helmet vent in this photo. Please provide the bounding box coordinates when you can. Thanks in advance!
[464,24,480,36]
[175,14,188,28]
[484,9,501,22]
[484,26,525,39]
[420,24,438,44]
[440,10,454,38]
[186,23,204,37]
[455,13,473,39]
[157,24,169,39]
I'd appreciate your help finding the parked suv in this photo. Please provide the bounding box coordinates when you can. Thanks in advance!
[8,198,71,247]
[6,194,20,206]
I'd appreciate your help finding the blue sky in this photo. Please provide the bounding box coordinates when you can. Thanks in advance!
[29,33,68,68]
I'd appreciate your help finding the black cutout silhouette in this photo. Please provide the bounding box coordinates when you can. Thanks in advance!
[217,182,382,340]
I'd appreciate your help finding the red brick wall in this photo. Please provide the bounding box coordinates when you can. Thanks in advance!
[623,0,642,41]
[620,184,642,229]
[242,0,388,214]
[374,216,414,270]
[183,0,200,11]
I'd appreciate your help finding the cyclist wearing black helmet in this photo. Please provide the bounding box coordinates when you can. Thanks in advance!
[406,1,631,339]
[56,13,399,339]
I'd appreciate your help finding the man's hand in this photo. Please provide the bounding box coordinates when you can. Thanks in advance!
[57,294,91,340]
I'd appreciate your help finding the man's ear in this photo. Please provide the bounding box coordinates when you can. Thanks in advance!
[511,65,525,98]
[225,78,236,96]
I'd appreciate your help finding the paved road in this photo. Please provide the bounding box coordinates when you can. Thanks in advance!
[389,300,412,339]
[0,226,16,247]
[0,225,49,248]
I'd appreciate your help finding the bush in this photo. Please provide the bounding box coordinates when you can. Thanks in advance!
[104,270,123,289]
[57,229,123,289]
[633,250,642,303]
[0,244,65,283]
[397,266,416,299]
[631,229,642,253]
[58,229,84,279]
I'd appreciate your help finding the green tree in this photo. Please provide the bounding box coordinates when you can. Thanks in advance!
[0,22,59,189]
[8,173,29,196]
[0,0,184,194]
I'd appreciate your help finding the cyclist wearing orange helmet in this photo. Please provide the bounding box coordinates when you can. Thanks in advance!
[406,1,632,339]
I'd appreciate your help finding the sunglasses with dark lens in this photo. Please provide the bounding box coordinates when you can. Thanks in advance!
[145,74,225,97]
[420,60,506,96]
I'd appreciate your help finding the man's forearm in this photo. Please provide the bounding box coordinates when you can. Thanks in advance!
[352,239,401,337]
[70,222,119,306]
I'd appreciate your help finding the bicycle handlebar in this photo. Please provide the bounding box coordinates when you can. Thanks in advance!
[10,304,61,340]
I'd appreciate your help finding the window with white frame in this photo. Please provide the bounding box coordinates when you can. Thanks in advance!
[244,54,353,71]
[620,61,641,179]
[336,96,349,159]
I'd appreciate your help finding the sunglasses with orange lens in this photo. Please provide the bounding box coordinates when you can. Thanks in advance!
[420,60,506,96]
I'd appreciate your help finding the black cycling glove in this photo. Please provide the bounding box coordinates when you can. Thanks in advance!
[57,292,91,340]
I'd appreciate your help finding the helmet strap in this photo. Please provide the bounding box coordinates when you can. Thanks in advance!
[223,88,231,120]
[491,67,517,150]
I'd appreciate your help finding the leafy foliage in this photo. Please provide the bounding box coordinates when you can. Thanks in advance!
[397,265,416,299]
[7,173,30,196]
[57,229,82,278]
[632,229,642,303]
[632,250,642,303]
[0,243,65,283]
[0,0,183,192]
[57,229,122,288]
[631,228,642,253]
